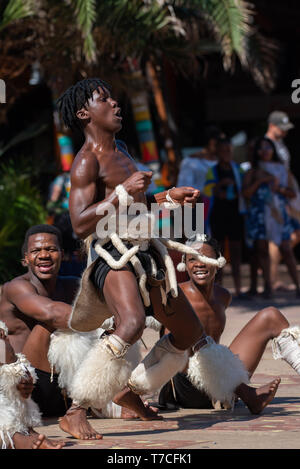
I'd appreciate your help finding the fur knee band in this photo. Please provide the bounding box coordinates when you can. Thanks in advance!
[272,326,300,374]
[128,334,188,395]
[187,337,249,406]
[0,354,42,449]
[70,334,132,409]
[48,330,99,393]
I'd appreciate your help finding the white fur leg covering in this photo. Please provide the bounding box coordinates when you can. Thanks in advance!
[70,334,132,409]
[187,337,249,405]
[47,329,98,393]
[272,326,300,374]
[0,354,42,449]
[128,334,188,395]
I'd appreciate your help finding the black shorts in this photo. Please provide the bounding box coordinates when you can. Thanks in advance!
[90,240,165,316]
[31,368,71,418]
[159,372,213,409]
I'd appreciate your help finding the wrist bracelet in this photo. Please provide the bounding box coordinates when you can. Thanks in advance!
[164,187,181,209]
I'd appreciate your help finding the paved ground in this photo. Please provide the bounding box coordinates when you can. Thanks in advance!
[38,265,300,450]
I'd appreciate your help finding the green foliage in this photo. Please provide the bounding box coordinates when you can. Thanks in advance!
[0,0,278,91]
[0,160,47,283]
[0,0,35,32]
[71,0,97,62]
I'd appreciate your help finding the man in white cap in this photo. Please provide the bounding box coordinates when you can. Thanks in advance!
[265,111,300,292]
[265,110,294,169]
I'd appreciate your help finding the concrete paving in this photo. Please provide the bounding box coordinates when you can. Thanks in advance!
[37,265,300,450]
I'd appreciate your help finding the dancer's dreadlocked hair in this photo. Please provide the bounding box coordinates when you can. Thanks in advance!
[56,78,111,131]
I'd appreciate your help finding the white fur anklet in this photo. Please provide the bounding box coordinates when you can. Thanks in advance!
[187,337,249,407]
[128,334,188,395]
[0,354,42,449]
[70,334,132,409]
[272,326,300,373]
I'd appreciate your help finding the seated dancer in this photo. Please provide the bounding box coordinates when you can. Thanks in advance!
[0,224,102,440]
[0,321,63,449]
[52,78,255,435]
[0,224,157,442]
[159,234,300,413]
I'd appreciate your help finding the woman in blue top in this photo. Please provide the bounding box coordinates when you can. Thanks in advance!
[203,137,245,298]
[242,137,300,297]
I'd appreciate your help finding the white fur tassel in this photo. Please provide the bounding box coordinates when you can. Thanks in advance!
[70,339,133,409]
[187,337,249,405]
[176,262,186,272]
[0,354,42,449]
[48,330,98,393]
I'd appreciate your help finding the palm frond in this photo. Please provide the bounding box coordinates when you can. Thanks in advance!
[69,0,97,63]
[194,0,253,71]
[0,0,36,32]
[242,30,279,92]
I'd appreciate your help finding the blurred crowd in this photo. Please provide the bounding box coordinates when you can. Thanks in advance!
[177,110,300,299]
[47,110,300,299]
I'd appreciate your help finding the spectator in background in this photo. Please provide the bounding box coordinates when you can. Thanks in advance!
[177,126,223,192]
[47,165,71,221]
[265,111,300,291]
[203,137,245,298]
[242,137,300,298]
[266,111,294,169]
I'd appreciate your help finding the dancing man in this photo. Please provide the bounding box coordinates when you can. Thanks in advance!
[52,78,252,438]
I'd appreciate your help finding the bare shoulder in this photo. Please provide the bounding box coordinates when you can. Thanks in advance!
[71,149,100,187]
[4,276,37,302]
[214,284,232,308]
[178,281,191,294]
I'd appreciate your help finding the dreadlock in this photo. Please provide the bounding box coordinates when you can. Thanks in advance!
[56,78,111,131]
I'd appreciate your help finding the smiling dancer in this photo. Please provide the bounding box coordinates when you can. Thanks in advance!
[159,234,300,413]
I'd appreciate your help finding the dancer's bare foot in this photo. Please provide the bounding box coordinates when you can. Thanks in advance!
[13,432,64,449]
[114,388,163,421]
[29,429,65,448]
[120,407,139,419]
[238,378,281,415]
[59,405,103,440]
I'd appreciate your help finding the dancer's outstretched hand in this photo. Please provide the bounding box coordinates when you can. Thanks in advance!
[169,187,200,206]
